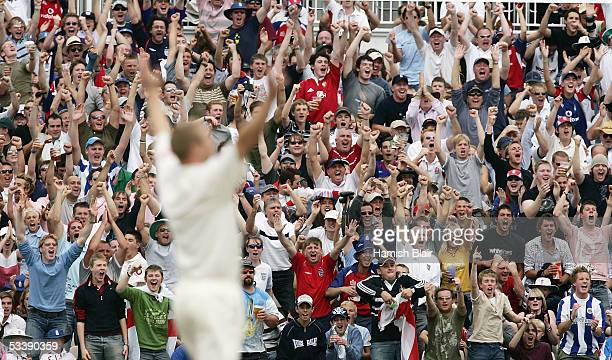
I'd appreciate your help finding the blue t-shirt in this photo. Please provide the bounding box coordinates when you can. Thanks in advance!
[228,16,261,67]
[18,241,83,312]
[556,95,590,146]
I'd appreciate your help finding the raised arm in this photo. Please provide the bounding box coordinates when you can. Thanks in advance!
[273,217,296,258]
[540,41,556,96]
[538,3,556,38]
[552,187,572,236]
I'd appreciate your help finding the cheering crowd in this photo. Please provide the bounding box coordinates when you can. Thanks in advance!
[0,0,609,359]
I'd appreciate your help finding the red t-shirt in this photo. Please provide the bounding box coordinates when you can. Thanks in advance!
[507,44,525,90]
[329,144,362,172]
[292,252,336,318]
[340,269,372,316]
[296,63,341,124]
[39,0,63,31]
[501,276,521,314]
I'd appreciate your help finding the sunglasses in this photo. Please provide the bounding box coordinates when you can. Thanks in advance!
[290,141,303,145]
[533,92,546,96]
[0,170,13,174]
[361,211,373,215]
[247,244,263,249]
[527,297,542,301]
[242,269,254,275]
[64,22,78,26]
[603,133,612,138]
[468,92,483,97]
[69,47,83,53]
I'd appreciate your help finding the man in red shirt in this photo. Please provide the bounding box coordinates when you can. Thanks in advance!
[274,217,357,332]
[295,22,346,124]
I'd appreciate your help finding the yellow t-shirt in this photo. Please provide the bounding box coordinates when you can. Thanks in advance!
[438,245,472,292]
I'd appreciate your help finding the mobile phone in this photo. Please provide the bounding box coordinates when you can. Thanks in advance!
[244,83,254,92]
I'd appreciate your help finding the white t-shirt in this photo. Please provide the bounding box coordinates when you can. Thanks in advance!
[255,261,273,291]
[599,52,612,100]
[156,134,244,284]
[464,44,502,82]
[421,42,455,85]
[531,48,559,84]
[315,170,359,193]
[254,215,295,272]
[326,0,370,30]
[306,227,335,256]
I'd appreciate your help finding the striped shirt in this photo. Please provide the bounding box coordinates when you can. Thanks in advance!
[557,293,605,356]
[254,213,295,272]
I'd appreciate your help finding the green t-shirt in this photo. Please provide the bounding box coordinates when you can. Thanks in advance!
[78,122,119,157]
[121,287,171,351]
[423,308,466,360]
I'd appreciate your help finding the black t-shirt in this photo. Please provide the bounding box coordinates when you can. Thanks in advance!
[479,227,526,264]
[373,95,411,127]
[522,187,556,217]
[579,174,612,216]
[548,28,582,67]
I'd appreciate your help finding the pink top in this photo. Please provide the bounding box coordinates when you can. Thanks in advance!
[565,224,612,281]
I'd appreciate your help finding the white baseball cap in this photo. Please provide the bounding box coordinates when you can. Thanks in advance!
[324,210,340,220]
[296,294,313,306]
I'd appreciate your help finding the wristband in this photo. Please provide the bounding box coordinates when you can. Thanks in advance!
[16,147,22,151]
[64,151,72,155]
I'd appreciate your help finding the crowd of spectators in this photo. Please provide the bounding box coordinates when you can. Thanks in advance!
[0,0,609,359]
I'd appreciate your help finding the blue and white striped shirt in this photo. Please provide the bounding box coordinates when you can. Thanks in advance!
[557,293,605,356]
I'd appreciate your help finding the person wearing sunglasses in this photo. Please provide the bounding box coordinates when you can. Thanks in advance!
[240,258,281,360]
[245,236,273,298]
[523,287,559,346]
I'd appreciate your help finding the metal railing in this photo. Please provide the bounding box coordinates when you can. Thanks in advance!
[77,0,560,31]
[302,1,555,30]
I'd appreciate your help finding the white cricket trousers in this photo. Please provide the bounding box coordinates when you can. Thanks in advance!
[174,280,244,360]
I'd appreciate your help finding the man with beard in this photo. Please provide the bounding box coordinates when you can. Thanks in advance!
[373,75,412,136]
[573,140,611,216]
[240,258,281,359]
[116,264,172,360]
[277,295,326,360]
[224,0,271,67]
[325,307,364,360]
[477,205,526,275]
[554,196,612,310]
[556,266,605,358]
[275,217,354,331]
[327,238,376,329]
[130,10,170,66]
[423,279,466,360]
[74,252,127,360]
[342,27,384,115]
